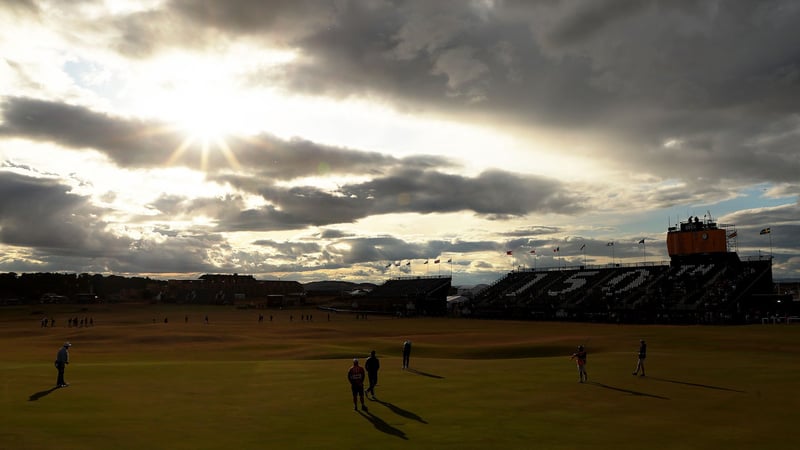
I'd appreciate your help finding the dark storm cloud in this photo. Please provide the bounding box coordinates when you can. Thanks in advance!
[250,239,322,256]
[170,0,328,35]
[0,171,125,253]
[501,226,561,238]
[227,135,456,180]
[349,168,584,216]
[316,229,353,239]
[317,235,498,267]
[211,168,584,231]
[0,97,185,167]
[545,0,647,47]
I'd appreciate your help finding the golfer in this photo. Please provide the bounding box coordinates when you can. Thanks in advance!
[570,345,587,383]
[347,358,367,411]
[55,342,71,387]
[365,350,380,398]
[633,339,647,376]
[402,340,411,369]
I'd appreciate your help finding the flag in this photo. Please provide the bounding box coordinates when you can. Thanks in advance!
[579,244,585,250]
[760,227,771,235]
[727,231,737,239]
[607,242,614,246]
[638,239,645,244]
[434,259,440,264]
[424,260,429,264]
[506,251,513,255]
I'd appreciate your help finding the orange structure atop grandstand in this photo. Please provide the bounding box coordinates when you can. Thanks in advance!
[666,215,729,257]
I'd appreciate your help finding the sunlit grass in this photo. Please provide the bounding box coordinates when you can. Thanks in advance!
[2,305,798,449]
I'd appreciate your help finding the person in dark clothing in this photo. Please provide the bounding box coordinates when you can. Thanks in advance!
[402,340,412,369]
[570,345,587,383]
[347,358,367,411]
[633,339,647,376]
[365,350,380,398]
[55,342,71,387]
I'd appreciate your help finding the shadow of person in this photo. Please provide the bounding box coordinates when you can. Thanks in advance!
[588,382,669,400]
[649,377,745,393]
[29,386,59,401]
[406,368,444,379]
[374,399,428,424]
[358,410,408,440]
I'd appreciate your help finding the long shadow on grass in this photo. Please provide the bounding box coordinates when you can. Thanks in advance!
[358,410,408,440]
[406,368,444,379]
[373,398,428,424]
[649,377,745,393]
[28,386,59,401]
[588,382,669,400]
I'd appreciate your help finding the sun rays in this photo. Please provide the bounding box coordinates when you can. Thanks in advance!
[165,132,242,172]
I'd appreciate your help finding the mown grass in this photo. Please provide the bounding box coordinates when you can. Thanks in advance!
[2,304,799,449]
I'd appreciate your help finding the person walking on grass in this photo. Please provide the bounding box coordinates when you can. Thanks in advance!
[570,345,587,383]
[347,358,367,411]
[402,340,412,369]
[365,350,380,399]
[633,339,647,376]
[55,342,71,388]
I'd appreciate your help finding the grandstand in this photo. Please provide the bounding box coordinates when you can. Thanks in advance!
[471,216,778,324]
[354,276,451,316]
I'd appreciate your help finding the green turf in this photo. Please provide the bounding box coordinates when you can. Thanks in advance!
[1,305,799,449]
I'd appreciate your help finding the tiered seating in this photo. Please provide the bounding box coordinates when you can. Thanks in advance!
[470,256,773,323]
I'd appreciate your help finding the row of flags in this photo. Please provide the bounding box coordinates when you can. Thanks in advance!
[385,228,774,267]
[505,227,773,255]
[385,258,452,268]
[506,242,618,255]
[729,228,771,238]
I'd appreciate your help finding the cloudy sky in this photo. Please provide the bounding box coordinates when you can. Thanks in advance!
[1,0,798,286]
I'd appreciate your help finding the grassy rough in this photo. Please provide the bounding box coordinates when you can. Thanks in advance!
[2,304,799,449]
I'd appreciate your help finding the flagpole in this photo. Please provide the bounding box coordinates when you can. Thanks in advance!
[769,232,773,257]
[607,242,615,266]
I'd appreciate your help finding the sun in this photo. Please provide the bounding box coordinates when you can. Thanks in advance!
[164,95,243,171]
